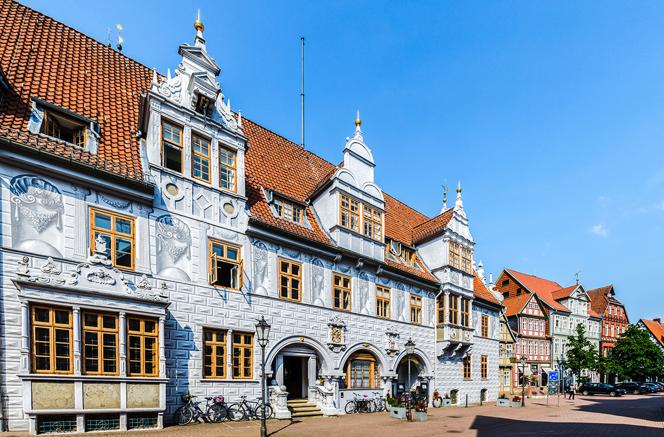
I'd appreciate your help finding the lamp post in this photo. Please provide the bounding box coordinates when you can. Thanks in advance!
[405,338,416,421]
[520,355,528,407]
[255,316,271,437]
[557,353,566,398]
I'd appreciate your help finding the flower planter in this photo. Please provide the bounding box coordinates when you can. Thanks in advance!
[511,401,523,408]
[496,398,511,407]
[414,411,428,422]
[389,406,407,420]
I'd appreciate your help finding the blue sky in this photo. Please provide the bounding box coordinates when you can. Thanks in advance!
[23,0,664,320]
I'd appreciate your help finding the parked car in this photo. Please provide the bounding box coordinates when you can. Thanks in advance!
[636,383,656,393]
[578,383,626,397]
[615,382,646,395]
[652,382,664,391]
[642,383,662,393]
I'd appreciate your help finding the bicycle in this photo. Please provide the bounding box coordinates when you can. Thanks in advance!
[174,393,229,425]
[371,392,387,412]
[227,395,274,421]
[344,393,375,414]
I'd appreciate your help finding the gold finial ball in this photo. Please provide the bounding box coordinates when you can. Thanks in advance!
[456,185,462,194]
[194,18,204,32]
[355,116,361,127]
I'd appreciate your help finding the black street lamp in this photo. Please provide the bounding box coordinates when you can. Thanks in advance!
[255,316,271,437]
[557,353,567,396]
[405,338,416,421]
[520,355,528,407]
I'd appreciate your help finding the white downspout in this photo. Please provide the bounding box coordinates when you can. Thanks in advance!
[432,286,444,405]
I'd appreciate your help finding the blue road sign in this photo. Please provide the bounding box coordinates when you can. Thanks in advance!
[548,371,559,382]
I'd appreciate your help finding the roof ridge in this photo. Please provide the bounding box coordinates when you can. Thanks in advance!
[10,0,157,78]
[413,208,452,230]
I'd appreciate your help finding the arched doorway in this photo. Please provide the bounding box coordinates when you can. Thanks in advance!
[341,351,381,390]
[269,340,330,401]
[395,353,428,397]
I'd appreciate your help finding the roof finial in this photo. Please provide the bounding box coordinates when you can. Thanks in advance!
[456,181,462,194]
[575,271,581,285]
[351,109,363,141]
[194,9,206,48]
[455,180,463,209]
[441,183,448,213]
[355,109,362,127]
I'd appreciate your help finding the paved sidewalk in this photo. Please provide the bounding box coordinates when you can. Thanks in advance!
[2,393,663,436]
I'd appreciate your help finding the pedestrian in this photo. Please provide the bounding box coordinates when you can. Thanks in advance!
[570,383,576,400]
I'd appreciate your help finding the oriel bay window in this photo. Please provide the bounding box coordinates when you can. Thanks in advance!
[461,298,470,327]
[340,194,360,232]
[31,306,73,374]
[209,240,243,290]
[376,286,390,319]
[345,352,380,388]
[410,295,422,324]
[162,121,183,173]
[83,312,118,375]
[437,294,445,324]
[204,329,227,379]
[127,317,158,377]
[279,258,302,301]
[333,273,352,311]
[339,194,383,241]
[363,205,382,240]
[219,146,237,192]
[191,134,211,183]
[90,208,135,269]
[449,294,459,325]
[232,332,253,379]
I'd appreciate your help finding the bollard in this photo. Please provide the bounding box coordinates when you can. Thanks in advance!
[465,394,468,408]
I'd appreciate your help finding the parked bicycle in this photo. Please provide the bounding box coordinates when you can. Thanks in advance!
[227,395,274,421]
[174,393,229,425]
[371,392,387,412]
[344,393,375,414]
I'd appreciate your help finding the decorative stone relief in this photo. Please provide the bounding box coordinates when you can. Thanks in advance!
[32,382,75,410]
[96,192,132,211]
[358,272,371,315]
[279,247,301,260]
[311,258,326,306]
[253,241,269,295]
[127,383,160,408]
[156,215,191,281]
[327,315,346,353]
[10,175,64,257]
[83,383,121,409]
[385,327,400,357]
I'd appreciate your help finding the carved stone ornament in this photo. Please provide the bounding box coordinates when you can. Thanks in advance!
[327,315,346,353]
[385,327,400,357]
[97,193,131,211]
[10,175,64,233]
[156,215,192,263]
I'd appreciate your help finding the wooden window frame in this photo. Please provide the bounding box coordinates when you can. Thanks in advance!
[279,258,302,302]
[463,354,472,380]
[376,286,391,319]
[333,273,352,312]
[461,298,470,327]
[449,295,459,325]
[203,328,227,379]
[449,241,461,270]
[345,352,380,389]
[461,246,472,273]
[362,204,383,241]
[410,295,422,325]
[191,133,211,183]
[82,311,119,376]
[90,208,136,270]
[126,316,159,377]
[437,293,445,324]
[41,110,88,147]
[232,332,253,380]
[31,306,73,374]
[339,194,360,233]
[339,194,383,242]
[209,240,243,290]
[274,198,305,224]
[161,120,183,173]
[219,145,238,192]
[481,314,489,337]
[481,355,488,379]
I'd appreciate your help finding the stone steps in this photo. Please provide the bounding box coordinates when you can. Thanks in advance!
[288,399,323,418]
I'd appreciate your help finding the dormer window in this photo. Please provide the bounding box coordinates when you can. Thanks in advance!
[274,197,304,224]
[400,247,415,265]
[449,241,473,274]
[339,194,383,241]
[340,194,360,232]
[192,134,211,183]
[162,121,183,173]
[194,94,213,117]
[363,205,382,240]
[40,109,87,147]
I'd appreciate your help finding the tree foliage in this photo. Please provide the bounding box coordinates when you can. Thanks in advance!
[565,323,598,382]
[607,325,664,381]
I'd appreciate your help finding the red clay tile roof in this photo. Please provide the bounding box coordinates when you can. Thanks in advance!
[503,293,533,317]
[551,285,578,300]
[641,319,664,348]
[473,274,502,307]
[0,0,445,284]
[505,269,571,313]
[0,0,152,182]
[412,209,454,245]
[586,285,614,315]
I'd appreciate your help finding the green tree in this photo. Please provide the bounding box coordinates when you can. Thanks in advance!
[565,323,599,382]
[607,325,664,381]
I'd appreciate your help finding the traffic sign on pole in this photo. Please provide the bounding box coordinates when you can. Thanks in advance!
[548,371,559,382]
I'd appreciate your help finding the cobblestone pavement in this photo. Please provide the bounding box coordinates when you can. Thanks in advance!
[2,393,663,437]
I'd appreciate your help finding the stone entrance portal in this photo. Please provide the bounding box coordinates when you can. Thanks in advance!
[273,346,319,402]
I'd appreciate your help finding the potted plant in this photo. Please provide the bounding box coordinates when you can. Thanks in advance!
[496,394,510,407]
[387,396,407,420]
[511,396,522,408]
[413,398,428,422]
[442,393,452,407]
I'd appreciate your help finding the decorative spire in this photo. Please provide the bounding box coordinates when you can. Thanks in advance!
[194,9,206,48]
[351,109,363,141]
[237,110,243,128]
[151,68,158,86]
[455,181,463,209]
[441,184,448,213]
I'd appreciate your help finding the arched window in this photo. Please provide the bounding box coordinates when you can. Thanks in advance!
[345,352,380,389]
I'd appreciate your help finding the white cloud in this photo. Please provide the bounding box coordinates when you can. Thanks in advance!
[590,223,609,238]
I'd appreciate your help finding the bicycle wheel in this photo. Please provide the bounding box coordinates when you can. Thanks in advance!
[378,399,387,412]
[227,403,245,421]
[174,406,194,425]
[255,403,273,420]
[207,404,229,422]
[432,397,442,408]
[344,401,356,414]
[365,400,375,413]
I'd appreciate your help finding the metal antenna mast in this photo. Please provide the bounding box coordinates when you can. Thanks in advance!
[300,36,305,148]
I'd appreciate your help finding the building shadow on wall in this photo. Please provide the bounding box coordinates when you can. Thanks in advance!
[470,415,662,437]
[164,309,195,421]
[0,247,8,431]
